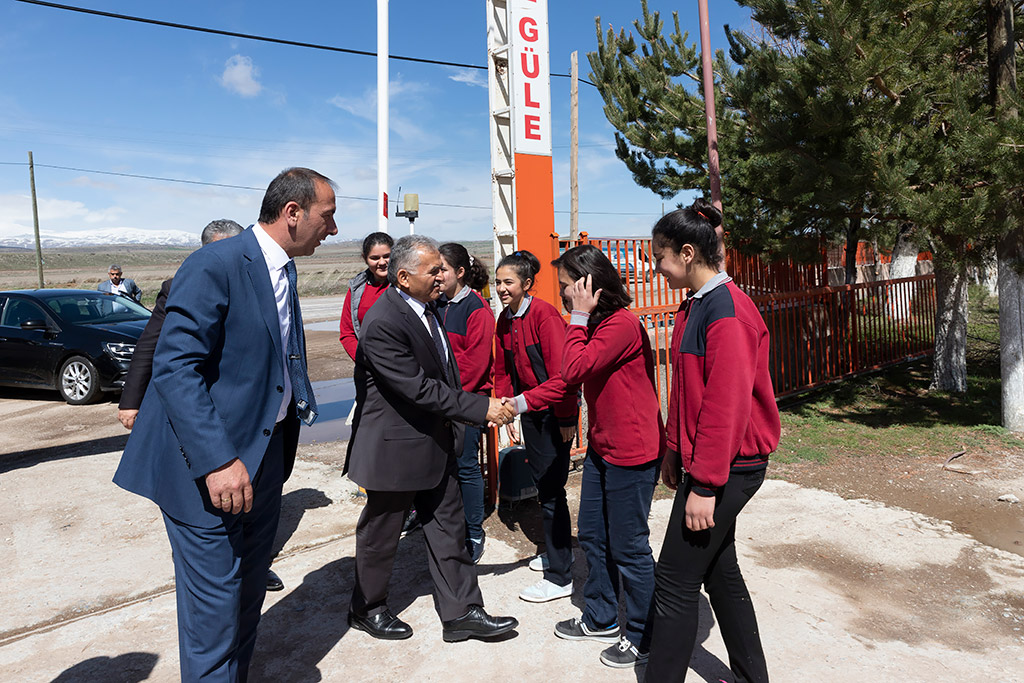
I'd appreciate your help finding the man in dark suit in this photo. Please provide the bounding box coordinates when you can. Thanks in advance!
[114,167,337,682]
[97,264,142,302]
[345,234,518,643]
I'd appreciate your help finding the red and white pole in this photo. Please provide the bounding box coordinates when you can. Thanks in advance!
[377,0,389,232]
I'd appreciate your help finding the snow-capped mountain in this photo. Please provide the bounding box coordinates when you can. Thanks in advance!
[0,228,200,249]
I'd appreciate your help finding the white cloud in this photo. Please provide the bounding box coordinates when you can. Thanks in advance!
[219,55,263,98]
[328,76,439,145]
[447,68,488,88]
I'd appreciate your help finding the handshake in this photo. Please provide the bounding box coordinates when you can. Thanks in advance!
[485,396,518,427]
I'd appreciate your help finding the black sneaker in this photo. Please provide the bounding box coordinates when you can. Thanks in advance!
[400,509,421,536]
[600,636,649,668]
[467,535,485,564]
[554,617,619,643]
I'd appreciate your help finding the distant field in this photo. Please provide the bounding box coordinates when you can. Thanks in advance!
[0,240,495,307]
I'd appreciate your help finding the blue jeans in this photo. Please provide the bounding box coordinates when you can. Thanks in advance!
[456,424,485,541]
[577,449,659,649]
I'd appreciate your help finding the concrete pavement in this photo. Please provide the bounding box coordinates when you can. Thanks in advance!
[2,438,1023,682]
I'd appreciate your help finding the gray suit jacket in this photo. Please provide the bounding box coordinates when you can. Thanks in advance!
[345,286,489,491]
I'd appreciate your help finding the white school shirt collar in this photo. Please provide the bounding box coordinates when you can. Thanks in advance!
[450,285,473,304]
[506,294,533,319]
[689,271,732,299]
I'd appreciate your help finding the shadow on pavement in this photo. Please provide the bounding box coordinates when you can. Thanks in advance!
[0,434,129,474]
[690,593,732,683]
[50,652,159,683]
[272,488,334,558]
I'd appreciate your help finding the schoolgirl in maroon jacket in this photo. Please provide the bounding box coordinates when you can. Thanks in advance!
[645,200,780,683]
[438,242,495,564]
[551,244,665,669]
[492,250,579,603]
[339,232,393,360]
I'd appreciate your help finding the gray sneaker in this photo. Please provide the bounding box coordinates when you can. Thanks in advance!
[554,617,619,644]
[600,636,649,668]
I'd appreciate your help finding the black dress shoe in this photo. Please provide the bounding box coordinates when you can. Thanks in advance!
[348,609,414,640]
[442,606,518,642]
[266,569,284,592]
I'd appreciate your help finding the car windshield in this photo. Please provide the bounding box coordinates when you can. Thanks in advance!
[44,293,150,324]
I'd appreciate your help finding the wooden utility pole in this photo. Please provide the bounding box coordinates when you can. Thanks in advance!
[987,0,1023,432]
[570,50,579,241]
[697,0,726,266]
[28,151,44,289]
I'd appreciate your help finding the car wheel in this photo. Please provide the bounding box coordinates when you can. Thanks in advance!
[58,355,102,405]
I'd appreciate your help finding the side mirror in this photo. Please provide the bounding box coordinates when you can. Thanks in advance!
[20,319,49,331]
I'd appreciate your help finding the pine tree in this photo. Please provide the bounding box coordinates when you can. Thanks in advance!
[589,0,1023,393]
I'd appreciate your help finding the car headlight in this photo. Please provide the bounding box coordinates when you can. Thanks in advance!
[104,342,136,362]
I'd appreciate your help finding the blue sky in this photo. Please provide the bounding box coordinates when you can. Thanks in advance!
[0,0,753,245]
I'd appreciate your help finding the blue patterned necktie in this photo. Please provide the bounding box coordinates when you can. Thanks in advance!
[425,303,450,383]
[284,260,318,425]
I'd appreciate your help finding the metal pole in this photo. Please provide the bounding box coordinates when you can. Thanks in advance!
[377,0,389,233]
[698,0,725,264]
[570,51,579,241]
[28,151,44,288]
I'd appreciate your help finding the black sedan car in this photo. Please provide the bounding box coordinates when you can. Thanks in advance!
[0,289,150,404]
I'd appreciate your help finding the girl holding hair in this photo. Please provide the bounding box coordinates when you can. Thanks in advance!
[492,250,579,603]
[551,244,665,669]
[645,199,780,683]
[437,242,495,564]
[339,232,393,360]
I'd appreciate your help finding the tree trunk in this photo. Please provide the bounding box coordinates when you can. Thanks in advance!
[988,0,1022,431]
[888,223,918,320]
[844,215,861,285]
[931,257,969,392]
[998,230,1024,430]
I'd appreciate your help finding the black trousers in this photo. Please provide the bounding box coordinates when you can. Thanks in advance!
[351,459,484,622]
[520,409,573,586]
[645,469,768,683]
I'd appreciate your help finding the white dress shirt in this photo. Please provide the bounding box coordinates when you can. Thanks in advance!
[398,289,450,363]
[251,223,293,422]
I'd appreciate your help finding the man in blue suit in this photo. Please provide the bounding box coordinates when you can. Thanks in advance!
[114,167,337,682]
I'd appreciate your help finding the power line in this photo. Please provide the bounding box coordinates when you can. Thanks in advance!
[15,0,598,86]
[3,161,658,216]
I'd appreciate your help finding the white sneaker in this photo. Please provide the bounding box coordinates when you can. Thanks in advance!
[528,553,548,572]
[519,578,572,603]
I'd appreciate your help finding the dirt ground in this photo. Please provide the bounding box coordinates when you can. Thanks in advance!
[1,296,1023,681]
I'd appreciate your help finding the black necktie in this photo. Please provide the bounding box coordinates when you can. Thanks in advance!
[284,260,318,425]
[424,304,449,382]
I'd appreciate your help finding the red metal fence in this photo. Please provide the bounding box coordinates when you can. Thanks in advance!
[557,234,936,403]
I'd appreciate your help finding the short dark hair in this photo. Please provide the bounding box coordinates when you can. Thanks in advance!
[439,242,489,291]
[258,167,337,224]
[496,249,541,290]
[200,219,244,246]
[361,232,394,259]
[551,244,632,324]
[651,198,724,269]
